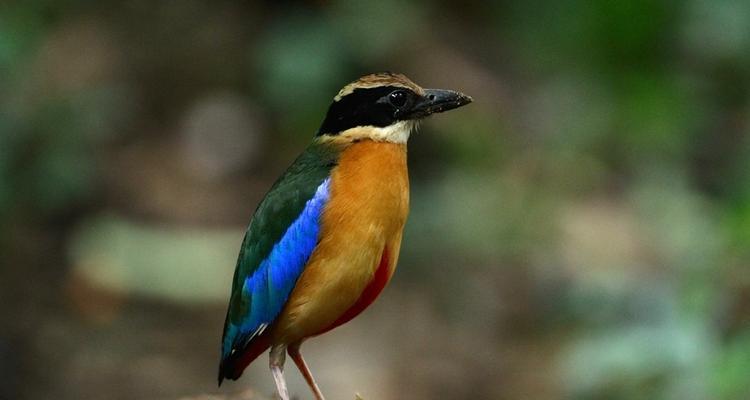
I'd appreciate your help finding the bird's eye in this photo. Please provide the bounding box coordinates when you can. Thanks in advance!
[388,90,408,108]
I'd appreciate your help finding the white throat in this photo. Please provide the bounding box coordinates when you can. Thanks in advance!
[336,120,416,144]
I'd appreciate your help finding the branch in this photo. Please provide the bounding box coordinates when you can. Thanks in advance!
[177,390,267,400]
[177,390,366,400]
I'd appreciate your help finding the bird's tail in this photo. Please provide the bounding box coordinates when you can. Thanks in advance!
[218,332,272,386]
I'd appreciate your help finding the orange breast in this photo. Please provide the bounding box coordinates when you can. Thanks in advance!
[271,139,409,344]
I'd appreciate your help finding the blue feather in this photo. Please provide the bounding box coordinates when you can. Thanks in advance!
[222,178,331,356]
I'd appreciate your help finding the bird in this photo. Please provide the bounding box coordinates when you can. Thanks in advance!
[218,72,472,400]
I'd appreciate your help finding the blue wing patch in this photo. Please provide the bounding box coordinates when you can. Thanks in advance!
[222,178,331,357]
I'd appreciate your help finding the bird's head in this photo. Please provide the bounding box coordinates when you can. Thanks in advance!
[316,72,472,143]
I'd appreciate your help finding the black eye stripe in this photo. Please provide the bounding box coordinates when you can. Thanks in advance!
[317,86,416,136]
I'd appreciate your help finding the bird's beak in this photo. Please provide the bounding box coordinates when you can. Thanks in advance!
[406,88,473,119]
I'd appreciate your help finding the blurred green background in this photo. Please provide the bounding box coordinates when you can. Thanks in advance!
[2,1,750,399]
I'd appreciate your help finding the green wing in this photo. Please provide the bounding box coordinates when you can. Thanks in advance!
[220,141,339,363]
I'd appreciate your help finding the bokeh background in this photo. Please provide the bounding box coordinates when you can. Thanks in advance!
[2,1,750,399]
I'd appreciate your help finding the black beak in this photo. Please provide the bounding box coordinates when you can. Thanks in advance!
[406,88,473,119]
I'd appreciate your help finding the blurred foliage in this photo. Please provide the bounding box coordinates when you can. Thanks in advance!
[1,1,750,400]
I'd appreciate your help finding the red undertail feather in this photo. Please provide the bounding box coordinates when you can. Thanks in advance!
[317,247,390,335]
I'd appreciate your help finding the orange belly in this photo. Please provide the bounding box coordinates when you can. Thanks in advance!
[315,247,391,336]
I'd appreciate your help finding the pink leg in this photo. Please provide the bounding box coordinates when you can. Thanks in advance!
[269,345,289,400]
[288,342,325,400]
